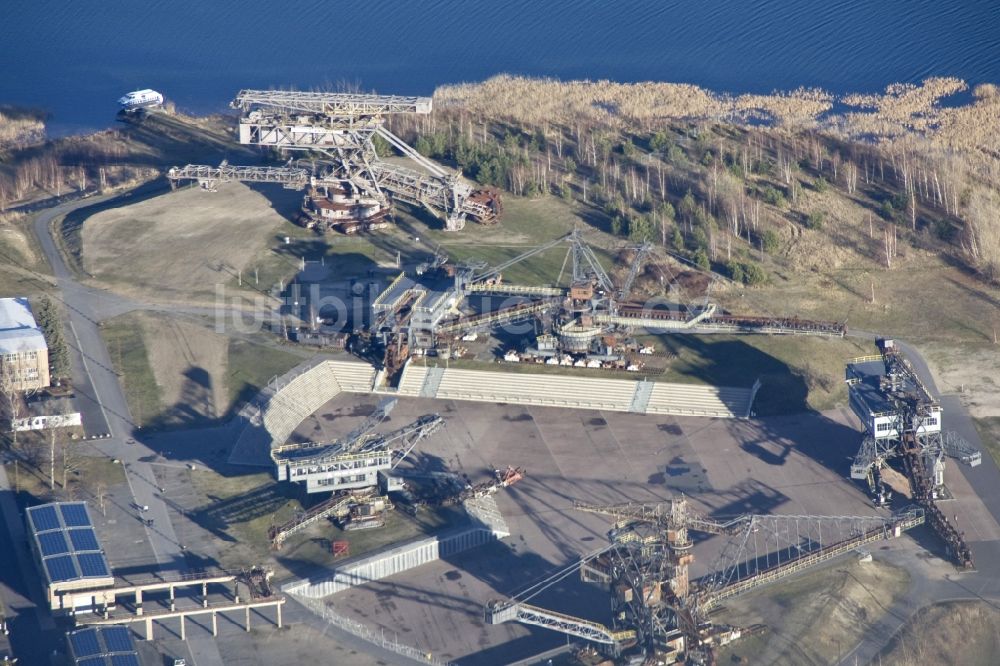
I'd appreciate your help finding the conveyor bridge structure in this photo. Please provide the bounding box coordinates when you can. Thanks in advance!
[486,498,924,663]
[168,89,500,231]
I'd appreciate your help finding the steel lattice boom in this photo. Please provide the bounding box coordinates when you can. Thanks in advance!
[166,164,309,191]
[231,90,432,116]
[169,87,500,232]
[486,495,924,664]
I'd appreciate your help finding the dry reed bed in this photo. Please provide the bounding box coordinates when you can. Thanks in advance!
[0,111,45,150]
[436,74,999,154]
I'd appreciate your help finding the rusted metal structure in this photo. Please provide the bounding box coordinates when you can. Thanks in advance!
[270,398,443,494]
[168,90,501,232]
[846,339,980,568]
[486,496,923,665]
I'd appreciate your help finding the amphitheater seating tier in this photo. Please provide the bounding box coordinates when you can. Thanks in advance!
[232,357,752,467]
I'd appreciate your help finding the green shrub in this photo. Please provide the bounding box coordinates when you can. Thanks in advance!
[611,216,624,237]
[726,260,745,284]
[761,185,786,207]
[726,260,767,286]
[804,211,825,229]
[671,227,684,251]
[742,261,767,286]
[760,228,781,253]
[693,249,710,271]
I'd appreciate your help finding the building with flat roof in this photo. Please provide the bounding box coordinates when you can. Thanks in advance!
[66,626,141,665]
[0,297,50,390]
[25,502,114,613]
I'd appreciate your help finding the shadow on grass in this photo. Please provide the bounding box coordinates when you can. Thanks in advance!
[657,335,809,416]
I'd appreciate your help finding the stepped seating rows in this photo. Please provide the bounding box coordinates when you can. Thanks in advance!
[391,361,751,417]
[395,363,429,397]
[234,357,749,467]
[434,368,638,412]
[233,359,377,464]
[326,359,377,393]
[645,383,751,418]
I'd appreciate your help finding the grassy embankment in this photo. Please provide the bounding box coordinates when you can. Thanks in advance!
[716,558,909,666]
[2,430,125,506]
[0,211,53,296]
[877,600,1000,666]
[102,311,300,429]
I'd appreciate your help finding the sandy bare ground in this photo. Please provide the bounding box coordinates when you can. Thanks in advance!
[717,559,910,666]
[880,601,1000,666]
[923,343,1000,420]
[81,183,291,304]
[138,312,229,424]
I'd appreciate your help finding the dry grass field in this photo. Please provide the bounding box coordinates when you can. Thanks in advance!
[0,211,53,294]
[80,183,300,304]
[137,312,230,425]
[716,559,910,666]
[103,310,301,429]
[878,601,1000,666]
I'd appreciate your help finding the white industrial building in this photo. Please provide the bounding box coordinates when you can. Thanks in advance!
[0,297,50,391]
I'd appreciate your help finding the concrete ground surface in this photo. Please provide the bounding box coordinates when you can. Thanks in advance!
[291,393,948,664]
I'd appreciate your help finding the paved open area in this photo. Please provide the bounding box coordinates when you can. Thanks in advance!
[289,394,891,664]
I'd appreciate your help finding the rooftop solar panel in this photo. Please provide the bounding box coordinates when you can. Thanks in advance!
[68,628,102,657]
[45,555,78,582]
[77,553,110,578]
[38,530,70,557]
[68,528,101,552]
[111,655,141,666]
[101,626,133,653]
[60,503,92,527]
[28,505,60,532]
[77,657,106,666]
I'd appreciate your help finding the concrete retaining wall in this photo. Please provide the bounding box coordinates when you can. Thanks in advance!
[283,526,500,598]
[391,361,751,418]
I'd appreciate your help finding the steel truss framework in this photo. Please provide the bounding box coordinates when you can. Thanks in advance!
[486,498,922,663]
[166,164,309,191]
[230,90,486,230]
[168,90,498,230]
[847,344,981,494]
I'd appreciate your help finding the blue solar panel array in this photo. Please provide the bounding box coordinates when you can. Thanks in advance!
[101,627,132,652]
[69,529,101,553]
[45,555,78,583]
[60,503,91,527]
[110,656,141,666]
[67,626,140,665]
[26,502,111,586]
[38,530,70,556]
[77,553,110,578]
[29,504,60,531]
[78,657,106,666]
[69,628,102,656]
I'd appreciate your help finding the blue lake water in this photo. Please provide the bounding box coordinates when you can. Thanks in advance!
[2,0,999,136]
